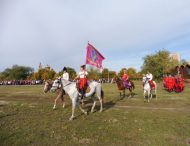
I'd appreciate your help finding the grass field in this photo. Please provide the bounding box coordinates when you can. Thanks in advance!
[0,81,190,146]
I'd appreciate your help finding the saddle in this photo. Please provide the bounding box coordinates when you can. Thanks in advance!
[76,80,88,94]
[123,80,131,89]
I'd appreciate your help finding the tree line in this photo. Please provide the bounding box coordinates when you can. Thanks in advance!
[0,50,188,81]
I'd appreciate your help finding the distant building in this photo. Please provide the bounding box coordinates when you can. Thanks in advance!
[169,53,180,62]
[39,62,42,69]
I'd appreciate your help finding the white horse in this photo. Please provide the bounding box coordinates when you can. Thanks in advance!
[44,81,66,109]
[50,78,104,120]
[143,78,157,102]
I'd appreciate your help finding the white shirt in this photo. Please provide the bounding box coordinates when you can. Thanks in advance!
[62,72,69,80]
[146,73,153,81]
[78,71,88,78]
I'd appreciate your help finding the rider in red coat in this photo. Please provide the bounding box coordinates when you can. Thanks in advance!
[122,69,130,88]
[75,65,88,99]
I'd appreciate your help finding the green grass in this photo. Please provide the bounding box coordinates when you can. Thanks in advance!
[0,82,190,146]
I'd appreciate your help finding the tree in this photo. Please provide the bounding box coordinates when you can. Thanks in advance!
[57,67,77,80]
[108,71,116,79]
[118,67,138,79]
[101,68,109,79]
[0,65,33,80]
[141,50,179,79]
[29,66,56,80]
[87,67,101,80]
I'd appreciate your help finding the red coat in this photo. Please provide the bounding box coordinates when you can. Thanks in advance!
[79,78,87,90]
[122,74,129,81]
[167,77,175,89]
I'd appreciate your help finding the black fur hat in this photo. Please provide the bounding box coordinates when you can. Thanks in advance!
[80,65,86,69]
[63,67,67,72]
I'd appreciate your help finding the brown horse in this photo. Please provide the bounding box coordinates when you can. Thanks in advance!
[114,76,135,98]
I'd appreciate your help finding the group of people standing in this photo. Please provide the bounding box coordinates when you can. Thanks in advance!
[163,74,184,92]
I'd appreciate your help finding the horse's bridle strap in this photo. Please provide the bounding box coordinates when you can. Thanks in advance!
[63,83,71,88]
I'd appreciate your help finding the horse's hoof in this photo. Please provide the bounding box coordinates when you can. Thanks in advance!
[69,117,74,121]
[53,107,56,110]
[99,110,103,113]
[84,112,88,115]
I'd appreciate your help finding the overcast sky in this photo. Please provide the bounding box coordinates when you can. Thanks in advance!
[0,0,190,72]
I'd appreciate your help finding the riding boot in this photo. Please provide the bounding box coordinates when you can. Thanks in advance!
[81,89,85,99]
[79,89,84,100]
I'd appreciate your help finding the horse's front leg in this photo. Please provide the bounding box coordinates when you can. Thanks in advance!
[69,99,76,121]
[150,93,152,100]
[147,91,150,102]
[91,97,96,113]
[53,95,60,110]
[99,97,103,112]
[144,90,146,102]
[60,96,65,108]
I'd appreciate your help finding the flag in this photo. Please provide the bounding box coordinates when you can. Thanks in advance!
[86,43,105,68]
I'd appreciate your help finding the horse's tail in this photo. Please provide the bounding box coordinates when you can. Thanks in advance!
[85,87,95,97]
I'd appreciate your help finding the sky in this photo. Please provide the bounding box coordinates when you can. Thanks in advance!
[0,0,190,72]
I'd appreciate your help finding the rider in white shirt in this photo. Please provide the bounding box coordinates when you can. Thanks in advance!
[146,71,153,81]
[62,67,69,81]
[145,71,155,90]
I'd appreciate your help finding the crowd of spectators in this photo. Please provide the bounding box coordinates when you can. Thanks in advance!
[0,80,43,85]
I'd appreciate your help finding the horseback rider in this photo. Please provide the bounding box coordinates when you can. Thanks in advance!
[146,71,155,90]
[75,65,88,99]
[122,68,131,88]
[62,67,69,81]
[61,67,69,96]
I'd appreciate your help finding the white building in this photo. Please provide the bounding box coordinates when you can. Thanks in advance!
[169,53,180,62]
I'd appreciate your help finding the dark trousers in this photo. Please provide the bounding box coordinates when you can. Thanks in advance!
[79,88,86,99]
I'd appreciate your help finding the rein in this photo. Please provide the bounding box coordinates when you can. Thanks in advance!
[62,82,72,88]
[52,78,72,89]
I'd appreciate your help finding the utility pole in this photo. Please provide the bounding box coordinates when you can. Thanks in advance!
[108,69,110,83]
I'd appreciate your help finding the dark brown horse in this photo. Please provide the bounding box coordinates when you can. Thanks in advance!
[114,76,135,98]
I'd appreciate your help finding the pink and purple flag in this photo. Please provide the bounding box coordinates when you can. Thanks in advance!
[86,43,105,68]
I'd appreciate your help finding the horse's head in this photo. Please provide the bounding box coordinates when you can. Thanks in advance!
[50,78,62,92]
[143,77,149,84]
[114,76,122,83]
[43,80,53,93]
